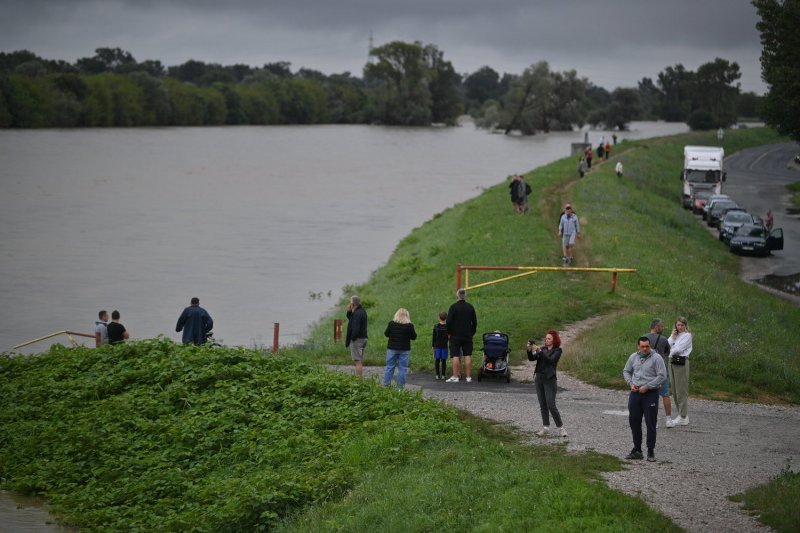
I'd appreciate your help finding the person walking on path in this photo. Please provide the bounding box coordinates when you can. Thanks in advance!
[383,308,417,388]
[345,295,368,377]
[175,297,213,345]
[623,336,667,462]
[558,203,580,264]
[432,311,449,380]
[585,148,593,169]
[95,310,109,347]
[612,133,618,145]
[667,316,693,426]
[527,330,567,437]
[605,141,612,160]
[645,319,673,427]
[615,160,624,177]
[445,288,478,383]
[107,310,129,345]
[578,157,587,178]
[508,175,521,212]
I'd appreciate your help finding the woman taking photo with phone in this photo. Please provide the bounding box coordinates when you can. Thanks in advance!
[666,316,693,427]
[527,330,567,437]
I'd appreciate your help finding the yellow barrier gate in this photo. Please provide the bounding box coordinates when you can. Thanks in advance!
[455,264,637,292]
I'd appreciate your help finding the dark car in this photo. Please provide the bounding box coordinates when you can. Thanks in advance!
[718,210,756,244]
[707,200,739,228]
[729,224,784,256]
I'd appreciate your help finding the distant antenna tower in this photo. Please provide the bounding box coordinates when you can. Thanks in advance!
[367,30,375,63]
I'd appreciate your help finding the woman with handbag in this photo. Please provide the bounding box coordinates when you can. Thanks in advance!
[527,330,567,437]
[667,316,693,427]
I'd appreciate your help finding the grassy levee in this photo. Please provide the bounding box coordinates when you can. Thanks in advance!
[0,341,677,531]
[303,127,800,405]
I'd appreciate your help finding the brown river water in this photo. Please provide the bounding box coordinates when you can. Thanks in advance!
[0,121,687,354]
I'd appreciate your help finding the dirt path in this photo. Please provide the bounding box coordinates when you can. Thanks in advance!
[372,315,800,532]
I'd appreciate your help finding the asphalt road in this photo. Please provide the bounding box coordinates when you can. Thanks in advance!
[723,141,800,278]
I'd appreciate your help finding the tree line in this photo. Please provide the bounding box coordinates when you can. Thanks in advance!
[0,42,763,133]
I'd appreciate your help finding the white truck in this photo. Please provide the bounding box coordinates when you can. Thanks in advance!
[681,145,726,209]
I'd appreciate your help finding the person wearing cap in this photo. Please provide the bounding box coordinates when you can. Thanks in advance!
[557,204,580,264]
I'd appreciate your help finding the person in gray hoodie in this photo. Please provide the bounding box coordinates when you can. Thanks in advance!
[623,336,666,462]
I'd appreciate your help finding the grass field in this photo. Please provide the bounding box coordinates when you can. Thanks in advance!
[303,127,800,405]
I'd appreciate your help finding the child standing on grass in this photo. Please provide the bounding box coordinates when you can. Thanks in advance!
[432,311,449,380]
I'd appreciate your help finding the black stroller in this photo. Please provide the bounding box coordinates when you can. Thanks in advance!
[477,331,511,383]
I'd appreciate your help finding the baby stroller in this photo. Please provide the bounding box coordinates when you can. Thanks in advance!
[477,331,511,383]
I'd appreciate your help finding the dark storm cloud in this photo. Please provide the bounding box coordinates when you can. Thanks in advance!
[0,0,766,92]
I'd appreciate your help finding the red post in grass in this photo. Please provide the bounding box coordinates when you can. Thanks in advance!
[273,322,280,353]
[612,271,618,292]
[334,319,342,342]
[456,263,462,291]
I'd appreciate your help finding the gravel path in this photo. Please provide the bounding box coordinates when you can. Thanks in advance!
[339,317,800,532]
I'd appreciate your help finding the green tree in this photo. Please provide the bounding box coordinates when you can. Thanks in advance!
[4,74,52,127]
[423,44,461,124]
[499,62,586,134]
[605,87,641,130]
[637,77,663,120]
[694,58,741,127]
[753,0,800,141]
[363,41,433,126]
[737,91,762,119]
[464,66,501,106]
[657,64,695,121]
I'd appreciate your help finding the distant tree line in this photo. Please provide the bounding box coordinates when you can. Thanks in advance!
[0,44,762,132]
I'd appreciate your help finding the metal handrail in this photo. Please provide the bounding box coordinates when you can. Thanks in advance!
[13,330,95,350]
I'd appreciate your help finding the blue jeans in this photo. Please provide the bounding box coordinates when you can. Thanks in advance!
[384,349,410,387]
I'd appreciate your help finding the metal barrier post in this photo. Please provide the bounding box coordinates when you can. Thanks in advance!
[334,319,342,342]
[612,271,618,292]
[456,263,462,290]
[273,323,280,353]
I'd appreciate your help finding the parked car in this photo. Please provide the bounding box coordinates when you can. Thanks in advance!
[707,200,739,228]
[692,191,712,215]
[719,210,757,244]
[729,224,784,256]
[702,194,731,221]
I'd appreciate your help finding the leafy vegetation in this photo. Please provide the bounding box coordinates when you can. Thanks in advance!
[730,463,800,532]
[0,340,677,531]
[304,127,800,405]
[753,0,800,142]
[1,45,759,130]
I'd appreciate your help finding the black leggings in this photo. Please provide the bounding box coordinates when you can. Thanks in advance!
[535,374,562,427]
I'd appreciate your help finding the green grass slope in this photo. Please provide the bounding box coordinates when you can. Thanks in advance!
[306,127,800,404]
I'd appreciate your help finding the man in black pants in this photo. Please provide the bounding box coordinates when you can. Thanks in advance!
[622,337,666,462]
[445,288,477,383]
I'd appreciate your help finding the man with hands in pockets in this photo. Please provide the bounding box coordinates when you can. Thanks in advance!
[623,336,667,462]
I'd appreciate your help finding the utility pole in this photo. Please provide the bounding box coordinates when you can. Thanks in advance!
[367,30,374,64]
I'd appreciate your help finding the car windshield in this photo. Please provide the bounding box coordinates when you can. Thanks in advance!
[724,212,751,224]
[711,201,737,213]
[686,169,720,183]
[695,192,711,201]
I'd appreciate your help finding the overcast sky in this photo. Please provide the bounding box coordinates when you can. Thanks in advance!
[0,0,767,93]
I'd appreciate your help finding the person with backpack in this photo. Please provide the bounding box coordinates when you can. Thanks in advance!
[516,174,532,213]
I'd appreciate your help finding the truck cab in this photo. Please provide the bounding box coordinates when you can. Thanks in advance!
[681,146,726,208]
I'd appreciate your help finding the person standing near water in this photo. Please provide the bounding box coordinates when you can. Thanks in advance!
[345,295,368,377]
[107,310,130,345]
[176,297,213,345]
[383,308,417,388]
[95,309,109,347]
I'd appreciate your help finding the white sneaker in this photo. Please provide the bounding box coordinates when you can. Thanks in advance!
[559,426,568,437]
[665,416,676,428]
[535,427,550,437]
[670,416,683,426]
[675,416,689,426]
[465,376,473,383]
[445,376,459,383]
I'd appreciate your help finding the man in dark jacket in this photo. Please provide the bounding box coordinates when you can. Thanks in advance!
[176,297,214,345]
[445,288,478,383]
[345,295,368,377]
